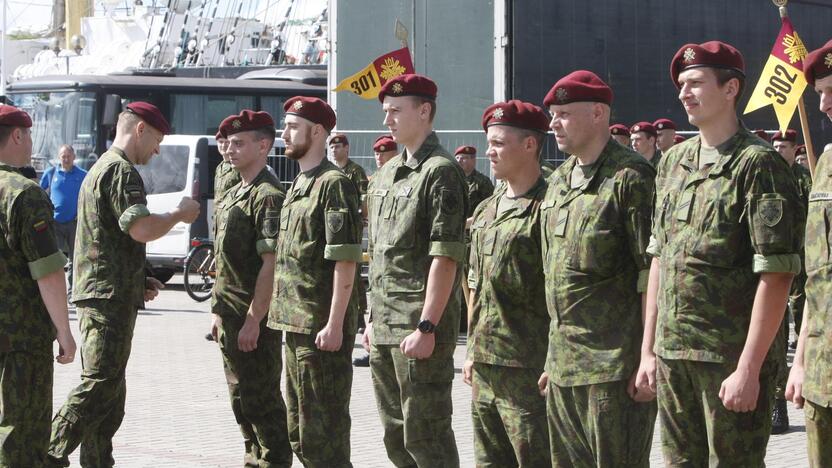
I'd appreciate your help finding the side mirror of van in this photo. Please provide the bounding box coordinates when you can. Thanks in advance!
[102,94,123,126]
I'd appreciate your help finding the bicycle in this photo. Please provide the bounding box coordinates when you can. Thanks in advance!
[183,238,215,302]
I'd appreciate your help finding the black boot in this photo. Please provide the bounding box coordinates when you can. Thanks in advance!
[353,353,370,367]
[771,398,789,434]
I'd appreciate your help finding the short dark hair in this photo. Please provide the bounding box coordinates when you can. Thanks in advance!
[713,68,746,108]
[411,97,437,122]
[0,125,14,146]
[253,126,276,146]
[508,126,545,158]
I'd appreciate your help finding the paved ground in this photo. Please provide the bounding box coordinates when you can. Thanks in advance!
[52,276,809,467]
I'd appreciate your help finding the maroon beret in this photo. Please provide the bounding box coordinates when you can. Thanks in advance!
[454,145,476,156]
[481,100,550,133]
[126,101,171,135]
[544,70,613,106]
[752,129,771,143]
[378,74,438,103]
[609,124,630,136]
[796,144,807,156]
[373,135,397,153]
[284,96,336,132]
[329,134,348,146]
[771,129,798,143]
[674,135,687,144]
[216,114,238,139]
[670,41,745,88]
[630,121,657,138]
[0,105,32,128]
[804,39,832,86]
[653,118,676,131]
[214,130,224,140]
[220,110,275,137]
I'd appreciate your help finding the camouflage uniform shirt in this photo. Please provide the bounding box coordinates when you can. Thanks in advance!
[0,165,67,352]
[215,160,242,206]
[541,139,656,386]
[465,169,495,218]
[467,176,548,369]
[73,147,151,311]
[803,150,832,406]
[268,159,363,335]
[339,159,369,196]
[648,128,803,363]
[367,132,468,345]
[213,167,285,320]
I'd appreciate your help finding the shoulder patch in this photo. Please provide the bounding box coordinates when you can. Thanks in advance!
[758,197,784,227]
[326,210,345,234]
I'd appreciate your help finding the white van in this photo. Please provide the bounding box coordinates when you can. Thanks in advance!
[134,135,293,282]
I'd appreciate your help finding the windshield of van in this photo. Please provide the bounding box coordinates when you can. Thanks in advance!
[135,145,189,195]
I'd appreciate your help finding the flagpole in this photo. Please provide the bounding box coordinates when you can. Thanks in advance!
[776,0,818,178]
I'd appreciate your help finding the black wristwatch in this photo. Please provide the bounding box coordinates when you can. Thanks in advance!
[417,319,436,334]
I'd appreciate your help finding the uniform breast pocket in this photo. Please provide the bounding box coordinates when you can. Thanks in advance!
[804,200,832,272]
[222,206,253,247]
[569,215,621,276]
[285,210,320,263]
[687,198,744,267]
[385,195,417,247]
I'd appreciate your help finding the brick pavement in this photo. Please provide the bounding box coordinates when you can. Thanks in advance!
[51,277,809,467]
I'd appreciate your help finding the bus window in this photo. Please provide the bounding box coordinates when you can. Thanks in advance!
[171,94,255,134]
[135,145,189,195]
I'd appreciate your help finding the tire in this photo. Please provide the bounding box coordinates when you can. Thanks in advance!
[183,243,215,302]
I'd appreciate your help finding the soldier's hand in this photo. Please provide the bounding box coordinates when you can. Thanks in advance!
[631,353,657,402]
[361,323,372,352]
[175,197,201,224]
[719,367,760,412]
[785,362,805,409]
[315,323,343,352]
[211,314,221,343]
[56,329,77,365]
[537,372,548,397]
[462,360,474,386]
[144,277,165,302]
[237,315,260,352]
[400,330,435,359]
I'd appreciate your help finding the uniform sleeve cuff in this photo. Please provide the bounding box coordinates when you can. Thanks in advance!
[28,251,67,280]
[752,253,801,274]
[324,244,363,262]
[256,239,276,256]
[646,235,659,257]
[118,204,151,233]
[429,241,465,263]
[637,269,649,293]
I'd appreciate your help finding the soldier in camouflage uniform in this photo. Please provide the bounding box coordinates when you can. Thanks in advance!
[268,97,362,467]
[630,121,662,168]
[786,38,832,467]
[770,128,811,434]
[539,71,657,467]
[211,110,291,467]
[48,102,200,467]
[0,104,76,466]
[214,120,243,206]
[654,118,678,154]
[462,100,551,467]
[639,42,803,466]
[610,124,631,147]
[365,74,467,467]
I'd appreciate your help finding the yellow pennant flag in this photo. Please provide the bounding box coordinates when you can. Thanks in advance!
[744,17,808,132]
[333,47,415,100]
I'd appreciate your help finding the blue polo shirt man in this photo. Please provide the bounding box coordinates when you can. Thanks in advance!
[40,144,86,299]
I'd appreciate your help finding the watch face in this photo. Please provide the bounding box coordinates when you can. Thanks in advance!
[418,320,435,333]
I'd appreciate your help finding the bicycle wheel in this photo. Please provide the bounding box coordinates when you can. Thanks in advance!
[184,243,215,302]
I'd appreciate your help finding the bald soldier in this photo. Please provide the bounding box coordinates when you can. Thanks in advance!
[211,110,291,466]
[269,97,362,467]
[540,71,657,467]
[638,41,802,466]
[0,104,76,466]
[770,128,811,435]
[610,123,631,147]
[463,100,552,466]
[48,102,200,467]
[630,121,661,168]
[787,38,832,467]
[653,118,677,153]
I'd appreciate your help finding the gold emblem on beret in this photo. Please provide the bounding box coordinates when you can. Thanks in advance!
[493,108,504,119]
[825,52,832,68]
[379,145,386,151]
[391,82,404,95]
[292,100,303,111]
[556,88,568,103]
[232,120,242,129]
[683,47,696,63]
[633,125,640,132]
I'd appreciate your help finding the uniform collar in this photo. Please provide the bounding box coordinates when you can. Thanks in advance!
[679,128,745,174]
[107,146,133,166]
[401,132,440,169]
[229,166,271,204]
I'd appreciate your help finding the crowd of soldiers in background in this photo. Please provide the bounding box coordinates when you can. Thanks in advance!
[3,35,832,468]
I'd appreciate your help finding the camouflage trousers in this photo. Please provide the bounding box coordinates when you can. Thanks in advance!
[0,349,53,467]
[657,357,775,467]
[806,399,832,467]
[284,332,353,468]
[471,363,549,467]
[48,301,137,468]
[546,378,656,467]
[217,318,292,467]
[370,343,459,468]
